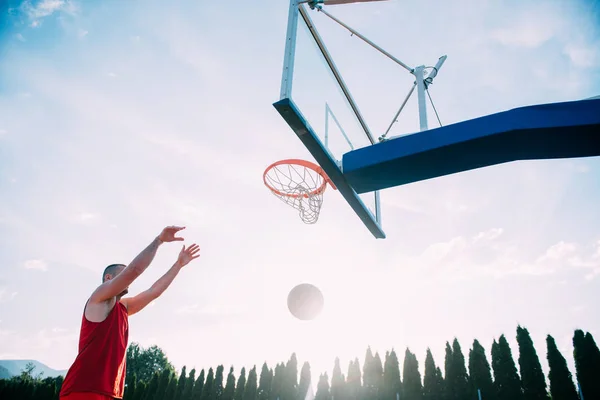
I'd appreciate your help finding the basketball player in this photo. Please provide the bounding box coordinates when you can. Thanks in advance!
[59,226,201,400]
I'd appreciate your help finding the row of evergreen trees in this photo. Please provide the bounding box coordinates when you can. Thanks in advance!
[1,326,598,400]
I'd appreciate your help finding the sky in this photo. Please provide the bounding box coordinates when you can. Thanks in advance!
[1,0,600,388]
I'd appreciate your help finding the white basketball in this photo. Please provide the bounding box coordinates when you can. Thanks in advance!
[287,283,324,320]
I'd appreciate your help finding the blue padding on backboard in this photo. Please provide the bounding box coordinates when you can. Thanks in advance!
[273,98,386,239]
[343,98,600,194]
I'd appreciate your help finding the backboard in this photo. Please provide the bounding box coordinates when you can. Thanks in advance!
[273,0,390,238]
[270,0,600,239]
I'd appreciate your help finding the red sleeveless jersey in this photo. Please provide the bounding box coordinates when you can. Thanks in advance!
[60,300,129,399]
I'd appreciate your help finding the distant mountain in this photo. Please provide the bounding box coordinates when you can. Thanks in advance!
[0,365,10,379]
[0,360,67,379]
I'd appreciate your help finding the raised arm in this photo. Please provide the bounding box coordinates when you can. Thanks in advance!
[90,226,186,304]
[121,243,200,316]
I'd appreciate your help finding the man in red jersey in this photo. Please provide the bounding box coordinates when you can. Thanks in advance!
[59,226,201,400]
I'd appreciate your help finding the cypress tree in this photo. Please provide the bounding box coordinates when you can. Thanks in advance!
[175,366,188,400]
[346,358,362,400]
[235,368,247,400]
[201,368,215,400]
[585,331,600,371]
[283,354,299,400]
[402,348,423,400]
[223,367,236,400]
[468,339,495,400]
[183,368,197,400]
[270,363,284,400]
[143,372,159,400]
[492,335,523,400]
[423,349,443,400]
[372,352,384,399]
[214,365,225,400]
[382,350,402,400]
[330,358,345,400]
[584,332,600,396]
[126,372,138,400]
[516,326,548,400]
[128,376,138,400]
[156,368,172,400]
[443,342,453,400]
[363,347,375,391]
[192,370,206,400]
[434,368,444,400]
[314,373,331,400]
[299,362,312,400]
[546,335,579,400]
[243,366,258,400]
[134,381,148,400]
[257,363,272,400]
[166,372,179,400]
[573,329,600,400]
[451,339,470,400]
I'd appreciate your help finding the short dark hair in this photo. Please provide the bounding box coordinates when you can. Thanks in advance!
[102,264,126,282]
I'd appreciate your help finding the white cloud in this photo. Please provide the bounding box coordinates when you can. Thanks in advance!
[488,5,562,49]
[0,288,18,303]
[0,129,7,136]
[74,212,99,223]
[400,231,600,282]
[536,241,577,263]
[22,0,66,19]
[563,43,599,69]
[497,240,600,279]
[490,25,553,48]
[23,259,48,272]
[473,228,504,243]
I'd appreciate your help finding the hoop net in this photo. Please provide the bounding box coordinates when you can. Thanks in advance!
[263,159,336,224]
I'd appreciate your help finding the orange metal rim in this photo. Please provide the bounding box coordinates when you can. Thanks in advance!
[263,159,337,198]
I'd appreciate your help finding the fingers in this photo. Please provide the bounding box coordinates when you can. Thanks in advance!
[162,226,186,234]
[186,244,201,258]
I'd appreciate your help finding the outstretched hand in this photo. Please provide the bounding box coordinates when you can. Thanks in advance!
[158,226,186,243]
[176,244,201,268]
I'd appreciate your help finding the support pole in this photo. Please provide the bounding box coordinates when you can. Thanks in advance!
[424,55,447,87]
[280,0,300,100]
[414,65,428,131]
[380,82,416,141]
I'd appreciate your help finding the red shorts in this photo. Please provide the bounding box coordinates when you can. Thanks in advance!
[60,393,115,400]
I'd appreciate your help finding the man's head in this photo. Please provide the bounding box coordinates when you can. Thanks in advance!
[102,264,128,297]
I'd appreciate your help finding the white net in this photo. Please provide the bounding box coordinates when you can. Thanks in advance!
[264,161,328,224]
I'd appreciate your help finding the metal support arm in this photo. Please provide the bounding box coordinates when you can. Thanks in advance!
[315,6,413,73]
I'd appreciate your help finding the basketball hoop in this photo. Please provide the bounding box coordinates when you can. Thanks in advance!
[263,159,337,224]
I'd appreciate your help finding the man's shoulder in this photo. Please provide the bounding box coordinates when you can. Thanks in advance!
[84,297,117,323]
[117,299,129,314]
